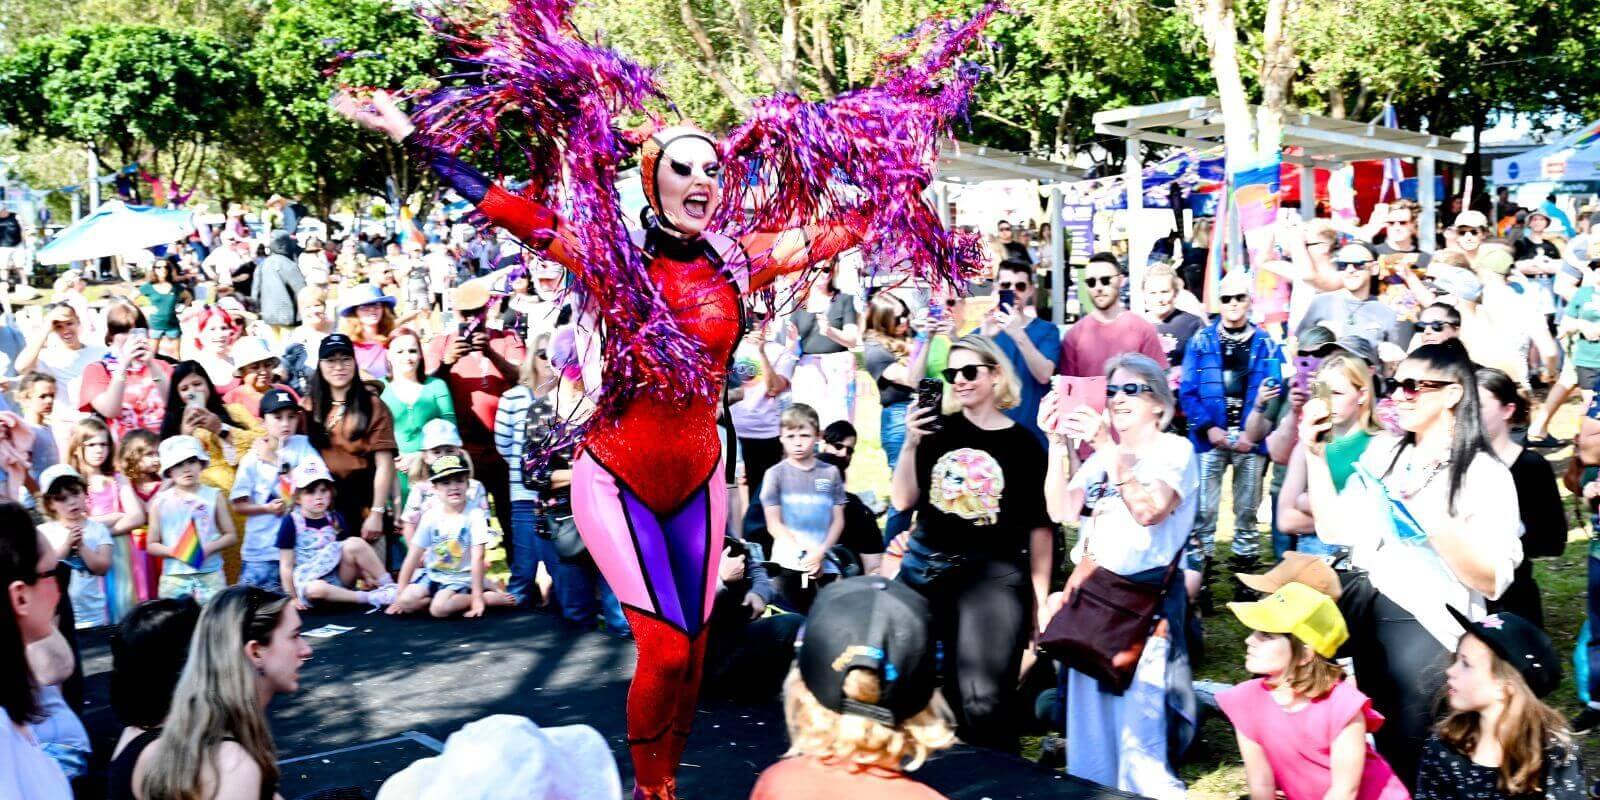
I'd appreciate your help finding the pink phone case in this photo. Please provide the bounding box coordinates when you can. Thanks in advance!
[1052,376,1107,432]
[1293,355,1322,393]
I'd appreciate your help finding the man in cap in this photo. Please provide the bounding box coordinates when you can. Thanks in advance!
[1513,209,1563,324]
[1293,241,1411,365]
[1449,210,1490,265]
[424,280,527,536]
[1180,271,1284,571]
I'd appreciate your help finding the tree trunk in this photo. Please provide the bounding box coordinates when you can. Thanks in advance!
[1255,0,1295,159]
[677,0,749,106]
[1328,85,1346,119]
[1185,0,1254,175]
[730,0,783,90]
[779,0,801,92]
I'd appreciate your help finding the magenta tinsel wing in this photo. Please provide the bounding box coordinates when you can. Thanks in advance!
[406,0,718,424]
[714,4,1000,294]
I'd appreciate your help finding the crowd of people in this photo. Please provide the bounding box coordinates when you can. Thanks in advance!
[4,182,1600,800]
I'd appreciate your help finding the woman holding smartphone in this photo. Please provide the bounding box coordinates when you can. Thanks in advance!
[1298,341,1523,786]
[863,292,941,543]
[79,301,172,439]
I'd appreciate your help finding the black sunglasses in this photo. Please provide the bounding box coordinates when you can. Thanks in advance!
[1333,260,1370,272]
[1105,382,1155,398]
[996,281,1029,291]
[941,364,991,383]
[7,567,56,585]
[1413,321,1455,333]
[1085,275,1117,288]
[1391,378,1456,397]
[828,442,856,455]
[1220,293,1249,304]
[536,349,549,360]
[1454,227,1483,236]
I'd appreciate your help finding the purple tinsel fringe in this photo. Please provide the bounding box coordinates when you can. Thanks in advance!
[403,0,998,438]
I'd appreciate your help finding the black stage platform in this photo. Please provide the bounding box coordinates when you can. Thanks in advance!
[74,608,1139,799]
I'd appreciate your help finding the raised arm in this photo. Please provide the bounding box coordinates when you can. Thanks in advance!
[739,214,870,294]
[333,90,582,274]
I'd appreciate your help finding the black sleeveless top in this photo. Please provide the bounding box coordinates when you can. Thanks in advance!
[107,730,278,800]
[107,728,161,800]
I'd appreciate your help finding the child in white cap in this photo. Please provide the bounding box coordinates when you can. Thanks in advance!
[277,459,397,610]
[146,435,237,602]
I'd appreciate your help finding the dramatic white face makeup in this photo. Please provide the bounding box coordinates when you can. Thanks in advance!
[654,134,721,237]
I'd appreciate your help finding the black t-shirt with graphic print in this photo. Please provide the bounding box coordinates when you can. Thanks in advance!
[912,412,1051,565]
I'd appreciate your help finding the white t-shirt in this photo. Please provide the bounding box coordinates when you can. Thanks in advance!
[231,437,326,563]
[1331,437,1524,648]
[37,344,108,425]
[415,505,494,587]
[39,520,112,629]
[0,718,72,800]
[1067,432,1199,576]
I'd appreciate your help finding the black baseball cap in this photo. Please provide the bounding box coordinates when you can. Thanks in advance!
[797,576,938,725]
[318,333,355,360]
[1447,607,1561,698]
[259,385,302,416]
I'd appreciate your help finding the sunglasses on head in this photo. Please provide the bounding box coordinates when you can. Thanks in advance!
[1220,293,1249,304]
[1085,275,1117,288]
[1105,383,1155,398]
[1333,260,1370,272]
[1391,377,1456,397]
[941,364,991,383]
[1413,321,1455,333]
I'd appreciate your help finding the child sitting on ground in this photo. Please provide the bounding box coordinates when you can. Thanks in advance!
[233,386,326,591]
[145,436,237,603]
[277,459,397,610]
[1414,610,1585,800]
[760,404,846,613]
[751,575,955,799]
[389,455,514,618]
[1219,579,1408,800]
[37,465,114,628]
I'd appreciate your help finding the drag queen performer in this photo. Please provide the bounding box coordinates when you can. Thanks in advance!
[336,4,992,796]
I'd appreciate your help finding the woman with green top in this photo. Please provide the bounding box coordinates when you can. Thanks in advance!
[138,259,189,359]
[1276,353,1379,557]
[380,327,457,516]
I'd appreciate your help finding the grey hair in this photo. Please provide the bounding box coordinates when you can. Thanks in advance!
[1103,353,1175,428]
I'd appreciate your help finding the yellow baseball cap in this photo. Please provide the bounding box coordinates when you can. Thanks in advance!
[1227,581,1348,658]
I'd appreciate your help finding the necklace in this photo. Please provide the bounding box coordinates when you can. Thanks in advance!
[1394,450,1449,499]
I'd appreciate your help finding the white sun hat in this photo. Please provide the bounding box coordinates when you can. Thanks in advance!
[375,715,621,800]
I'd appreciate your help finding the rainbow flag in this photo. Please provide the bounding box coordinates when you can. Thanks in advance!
[171,516,206,569]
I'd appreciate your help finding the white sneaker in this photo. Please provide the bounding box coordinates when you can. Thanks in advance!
[368,583,399,607]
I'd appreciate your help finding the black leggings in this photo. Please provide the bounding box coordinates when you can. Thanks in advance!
[1353,593,1450,789]
[739,436,783,496]
[913,559,1031,752]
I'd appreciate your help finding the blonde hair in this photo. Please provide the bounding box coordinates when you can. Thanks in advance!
[66,417,116,478]
[943,334,1021,414]
[119,429,161,483]
[1436,639,1571,796]
[1316,354,1381,434]
[297,285,328,318]
[1142,263,1183,291]
[142,587,287,800]
[781,403,822,435]
[780,667,956,772]
[409,447,475,488]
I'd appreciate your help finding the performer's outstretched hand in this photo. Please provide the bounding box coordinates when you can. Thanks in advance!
[331,89,415,144]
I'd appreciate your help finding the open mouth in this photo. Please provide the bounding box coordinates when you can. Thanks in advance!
[682,192,710,220]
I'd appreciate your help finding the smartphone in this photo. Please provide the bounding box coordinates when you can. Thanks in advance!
[1293,355,1323,394]
[1310,380,1334,443]
[998,288,1016,310]
[128,327,148,341]
[928,300,946,323]
[916,378,944,433]
[723,538,748,559]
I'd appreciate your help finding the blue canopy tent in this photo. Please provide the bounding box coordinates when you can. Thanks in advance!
[1491,119,1600,184]
[34,200,195,265]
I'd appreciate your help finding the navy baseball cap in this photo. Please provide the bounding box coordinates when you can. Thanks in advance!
[318,333,355,360]
[797,576,938,725]
[259,385,302,416]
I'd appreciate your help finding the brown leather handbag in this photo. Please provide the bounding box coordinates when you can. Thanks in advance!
[1039,550,1181,694]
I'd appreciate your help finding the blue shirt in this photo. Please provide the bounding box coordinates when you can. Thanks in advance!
[989,317,1062,446]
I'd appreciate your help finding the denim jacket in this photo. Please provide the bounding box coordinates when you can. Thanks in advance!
[1177,319,1283,454]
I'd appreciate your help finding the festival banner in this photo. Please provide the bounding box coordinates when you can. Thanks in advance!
[1232,157,1288,325]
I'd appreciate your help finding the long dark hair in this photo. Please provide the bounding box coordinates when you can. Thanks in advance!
[111,597,201,729]
[0,501,44,725]
[1384,340,1488,514]
[308,356,373,449]
[159,360,246,439]
[1476,367,1531,428]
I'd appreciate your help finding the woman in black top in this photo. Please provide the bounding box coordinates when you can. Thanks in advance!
[862,292,939,544]
[1478,368,1565,628]
[892,334,1052,752]
[789,260,859,425]
[135,587,311,800]
[106,598,201,800]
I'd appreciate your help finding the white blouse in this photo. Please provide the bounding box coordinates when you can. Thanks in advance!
[1067,432,1199,576]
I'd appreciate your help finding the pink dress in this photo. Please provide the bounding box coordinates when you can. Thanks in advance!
[1216,678,1410,800]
